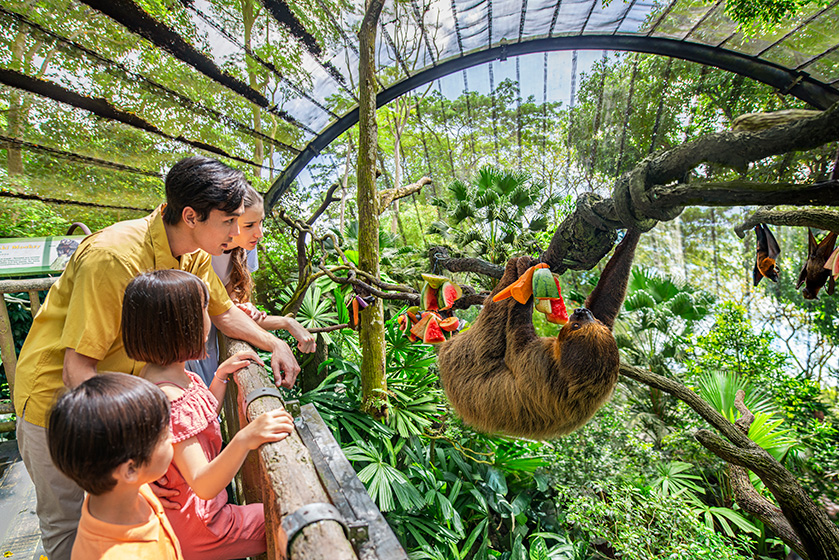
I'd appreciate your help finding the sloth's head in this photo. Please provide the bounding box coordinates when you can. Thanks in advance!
[555,307,619,371]
[557,308,612,344]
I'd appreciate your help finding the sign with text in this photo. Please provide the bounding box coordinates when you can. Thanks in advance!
[0,236,84,277]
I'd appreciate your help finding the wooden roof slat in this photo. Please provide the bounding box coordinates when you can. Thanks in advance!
[0,5,300,154]
[0,68,272,171]
[77,0,314,134]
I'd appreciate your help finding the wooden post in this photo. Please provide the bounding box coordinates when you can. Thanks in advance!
[222,337,357,560]
[27,291,40,318]
[0,297,17,399]
[0,277,57,402]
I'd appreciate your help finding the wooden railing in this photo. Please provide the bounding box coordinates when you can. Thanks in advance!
[0,277,57,432]
[219,336,407,560]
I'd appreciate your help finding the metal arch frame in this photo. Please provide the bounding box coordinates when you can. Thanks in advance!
[265,34,839,210]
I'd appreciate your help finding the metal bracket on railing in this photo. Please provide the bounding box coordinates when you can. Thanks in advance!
[285,399,301,418]
[282,502,348,553]
[243,386,283,414]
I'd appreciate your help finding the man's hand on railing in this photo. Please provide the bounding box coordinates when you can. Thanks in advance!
[271,339,300,389]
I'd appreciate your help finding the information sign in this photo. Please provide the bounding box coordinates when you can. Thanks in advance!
[0,236,84,277]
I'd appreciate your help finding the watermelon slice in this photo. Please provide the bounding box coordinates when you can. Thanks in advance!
[422,317,446,344]
[438,316,459,331]
[437,281,463,309]
[546,296,569,325]
[421,283,439,311]
[410,312,434,339]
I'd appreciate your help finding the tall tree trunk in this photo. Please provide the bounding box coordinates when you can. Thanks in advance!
[7,29,28,176]
[357,0,387,419]
[7,91,24,176]
[242,0,264,177]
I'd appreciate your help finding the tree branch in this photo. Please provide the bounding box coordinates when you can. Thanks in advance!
[429,246,505,279]
[649,181,840,209]
[307,181,341,225]
[648,180,837,209]
[379,176,431,212]
[621,364,838,560]
[734,206,839,237]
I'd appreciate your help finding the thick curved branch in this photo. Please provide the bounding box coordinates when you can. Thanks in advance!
[539,105,838,274]
[648,180,837,209]
[734,207,839,237]
[728,463,805,556]
[647,105,838,185]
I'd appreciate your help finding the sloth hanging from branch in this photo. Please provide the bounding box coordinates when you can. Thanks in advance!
[437,228,641,439]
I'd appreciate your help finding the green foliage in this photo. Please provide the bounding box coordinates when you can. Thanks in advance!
[561,483,754,559]
[429,166,565,265]
[686,302,836,500]
[0,198,71,238]
[719,0,828,31]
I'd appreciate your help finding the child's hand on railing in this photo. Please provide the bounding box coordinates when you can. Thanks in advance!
[238,409,295,450]
[215,350,261,383]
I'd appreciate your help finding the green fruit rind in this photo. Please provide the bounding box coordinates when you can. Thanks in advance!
[532,267,559,299]
[420,273,450,289]
[535,298,553,314]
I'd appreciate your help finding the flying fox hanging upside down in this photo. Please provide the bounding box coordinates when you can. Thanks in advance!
[437,228,641,439]
[796,229,838,300]
[754,223,781,286]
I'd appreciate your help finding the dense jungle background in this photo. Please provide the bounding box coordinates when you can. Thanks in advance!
[1,0,838,556]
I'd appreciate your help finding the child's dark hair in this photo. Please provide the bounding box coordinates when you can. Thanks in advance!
[162,156,247,225]
[227,186,263,303]
[48,373,171,495]
[122,269,209,366]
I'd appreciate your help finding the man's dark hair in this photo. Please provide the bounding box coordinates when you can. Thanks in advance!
[122,269,209,366]
[48,373,171,496]
[162,156,248,225]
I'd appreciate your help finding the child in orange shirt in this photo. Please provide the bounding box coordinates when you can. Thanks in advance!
[48,373,182,560]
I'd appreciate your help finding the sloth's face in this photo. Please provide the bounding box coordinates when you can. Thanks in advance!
[556,308,609,345]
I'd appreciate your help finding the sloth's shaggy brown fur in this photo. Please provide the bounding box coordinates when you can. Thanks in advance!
[437,229,641,439]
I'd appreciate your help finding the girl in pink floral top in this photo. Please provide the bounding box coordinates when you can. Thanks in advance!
[121,270,294,560]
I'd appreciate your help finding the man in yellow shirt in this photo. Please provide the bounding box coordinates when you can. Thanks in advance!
[14,156,300,560]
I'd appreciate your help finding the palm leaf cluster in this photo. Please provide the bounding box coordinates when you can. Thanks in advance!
[428,166,562,264]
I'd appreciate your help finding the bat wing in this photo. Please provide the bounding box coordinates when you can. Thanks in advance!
[763,224,781,261]
[753,264,764,286]
[796,264,808,289]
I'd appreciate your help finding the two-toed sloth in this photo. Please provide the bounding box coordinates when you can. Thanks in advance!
[437,228,641,439]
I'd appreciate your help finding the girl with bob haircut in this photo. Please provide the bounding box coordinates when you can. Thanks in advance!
[48,372,183,559]
[122,269,295,560]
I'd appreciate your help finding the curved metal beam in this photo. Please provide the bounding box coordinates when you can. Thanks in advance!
[265,34,839,210]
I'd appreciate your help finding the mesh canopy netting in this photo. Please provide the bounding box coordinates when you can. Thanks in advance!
[0,0,836,211]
